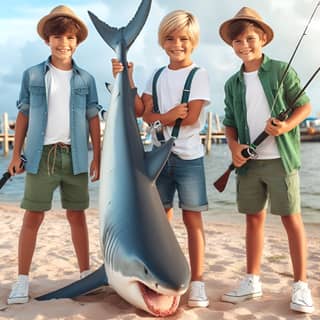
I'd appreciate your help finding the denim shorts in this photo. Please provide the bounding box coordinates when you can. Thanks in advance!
[21,144,89,211]
[236,158,300,215]
[156,153,208,212]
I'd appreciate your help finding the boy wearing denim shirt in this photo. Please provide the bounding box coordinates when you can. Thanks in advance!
[7,5,101,304]
[219,7,314,313]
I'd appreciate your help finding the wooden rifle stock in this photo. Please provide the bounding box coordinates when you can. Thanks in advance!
[213,164,235,192]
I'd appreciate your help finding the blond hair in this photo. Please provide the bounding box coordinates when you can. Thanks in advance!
[158,10,200,48]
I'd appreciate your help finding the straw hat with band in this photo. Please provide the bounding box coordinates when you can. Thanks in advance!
[37,5,88,44]
[219,7,274,46]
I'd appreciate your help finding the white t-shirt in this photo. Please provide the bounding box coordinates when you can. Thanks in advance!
[144,64,211,159]
[244,70,280,159]
[44,64,72,145]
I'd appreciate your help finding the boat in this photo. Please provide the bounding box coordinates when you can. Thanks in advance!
[300,116,320,142]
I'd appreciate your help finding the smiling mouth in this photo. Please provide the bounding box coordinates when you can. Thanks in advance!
[138,282,180,317]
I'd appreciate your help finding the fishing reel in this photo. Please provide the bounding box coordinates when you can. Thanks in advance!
[241,146,257,159]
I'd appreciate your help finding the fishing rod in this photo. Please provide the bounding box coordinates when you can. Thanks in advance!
[0,155,27,191]
[268,1,320,116]
[214,65,320,192]
[213,1,320,193]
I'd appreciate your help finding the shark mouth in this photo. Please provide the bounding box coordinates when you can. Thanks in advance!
[138,282,180,317]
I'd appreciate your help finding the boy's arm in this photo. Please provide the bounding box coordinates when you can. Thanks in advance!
[89,115,101,182]
[265,102,312,136]
[225,126,249,168]
[111,59,144,117]
[142,93,188,126]
[8,112,28,175]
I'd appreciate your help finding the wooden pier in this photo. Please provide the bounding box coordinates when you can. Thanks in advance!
[0,113,15,156]
[0,112,226,156]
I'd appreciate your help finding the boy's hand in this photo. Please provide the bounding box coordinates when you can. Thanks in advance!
[265,118,288,136]
[8,154,25,176]
[230,142,250,167]
[90,159,100,182]
[111,58,135,87]
[167,103,188,122]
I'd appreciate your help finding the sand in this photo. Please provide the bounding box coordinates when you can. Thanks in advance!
[0,203,319,320]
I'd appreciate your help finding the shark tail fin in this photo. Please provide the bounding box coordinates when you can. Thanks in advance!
[88,0,152,52]
[35,264,108,301]
[145,138,174,182]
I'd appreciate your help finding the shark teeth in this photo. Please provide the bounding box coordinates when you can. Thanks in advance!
[138,282,180,317]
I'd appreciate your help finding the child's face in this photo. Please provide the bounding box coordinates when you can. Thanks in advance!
[231,27,266,70]
[162,28,194,69]
[46,32,78,67]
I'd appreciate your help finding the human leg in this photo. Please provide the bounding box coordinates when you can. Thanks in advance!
[281,214,313,313]
[246,210,266,275]
[182,210,208,307]
[221,211,265,303]
[8,210,45,304]
[66,210,89,273]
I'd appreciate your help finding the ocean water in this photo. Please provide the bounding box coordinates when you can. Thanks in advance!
[0,143,319,223]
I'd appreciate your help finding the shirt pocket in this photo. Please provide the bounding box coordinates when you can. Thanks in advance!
[74,87,88,109]
[29,85,46,108]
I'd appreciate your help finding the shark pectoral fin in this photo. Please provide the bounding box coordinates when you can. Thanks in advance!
[35,264,108,301]
[105,82,113,94]
[145,138,174,182]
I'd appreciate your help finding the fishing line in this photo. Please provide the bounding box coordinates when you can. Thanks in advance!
[268,1,320,117]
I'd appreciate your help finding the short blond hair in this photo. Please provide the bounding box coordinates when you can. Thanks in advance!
[158,10,200,48]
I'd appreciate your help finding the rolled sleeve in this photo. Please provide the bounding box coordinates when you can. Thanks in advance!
[222,84,236,127]
[86,76,100,119]
[17,71,30,116]
[284,67,310,108]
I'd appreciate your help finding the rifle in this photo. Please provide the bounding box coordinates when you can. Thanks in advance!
[0,155,27,190]
[213,1,320,193]
[214,65,320,192]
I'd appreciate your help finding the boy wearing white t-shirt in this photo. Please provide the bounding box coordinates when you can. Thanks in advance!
[112,9,210,308]
[7,6,101,304]
[144,10,211,309]
[219,7,313,313]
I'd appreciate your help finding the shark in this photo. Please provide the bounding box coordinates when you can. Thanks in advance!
[36,0,191,316]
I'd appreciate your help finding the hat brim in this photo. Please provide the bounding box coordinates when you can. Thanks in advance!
[219,17,274,46]
[37,12,88,44]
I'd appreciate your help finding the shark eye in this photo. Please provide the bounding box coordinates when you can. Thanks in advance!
[144,267,148,275]
[155,283,159,289]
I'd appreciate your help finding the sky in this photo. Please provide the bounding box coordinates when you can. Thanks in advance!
[1,0,320,121]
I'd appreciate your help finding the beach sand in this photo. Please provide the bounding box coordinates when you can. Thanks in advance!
[0,203,319,320]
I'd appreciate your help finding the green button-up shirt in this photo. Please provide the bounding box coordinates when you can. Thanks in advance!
[223,54,310,174]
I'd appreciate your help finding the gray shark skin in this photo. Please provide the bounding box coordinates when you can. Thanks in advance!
[36,0,190,317]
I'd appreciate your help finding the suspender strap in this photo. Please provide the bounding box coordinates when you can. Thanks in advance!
[152,66,200,141]
[152,66,166,113]
[171,67,199,138]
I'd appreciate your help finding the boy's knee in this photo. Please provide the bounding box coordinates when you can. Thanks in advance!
[23,211,44,229]
[66,210,86,225]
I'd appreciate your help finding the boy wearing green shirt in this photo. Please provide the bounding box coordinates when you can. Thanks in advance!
[219,7,314,314]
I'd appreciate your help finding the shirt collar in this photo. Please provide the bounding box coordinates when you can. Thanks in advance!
[43,56,81,74]
[237,54,271,82]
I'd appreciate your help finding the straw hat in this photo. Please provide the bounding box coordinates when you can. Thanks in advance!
[37,5,88,43]
[219,7,274,46]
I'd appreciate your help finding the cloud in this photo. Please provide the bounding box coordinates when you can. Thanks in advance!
[1,0,320,120]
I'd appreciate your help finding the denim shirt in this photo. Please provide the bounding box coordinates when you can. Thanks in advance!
[17,57,101,174]
[223,55,310,174]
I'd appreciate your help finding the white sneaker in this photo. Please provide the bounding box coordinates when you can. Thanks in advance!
[222,274,262,303]
[188,281,209,307]
[7,275,29,304]
[80,269,91,279]
[290,281,314,314]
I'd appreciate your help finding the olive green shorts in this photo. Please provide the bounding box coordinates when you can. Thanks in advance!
[236,158,300,216]
[21,144,89,211]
